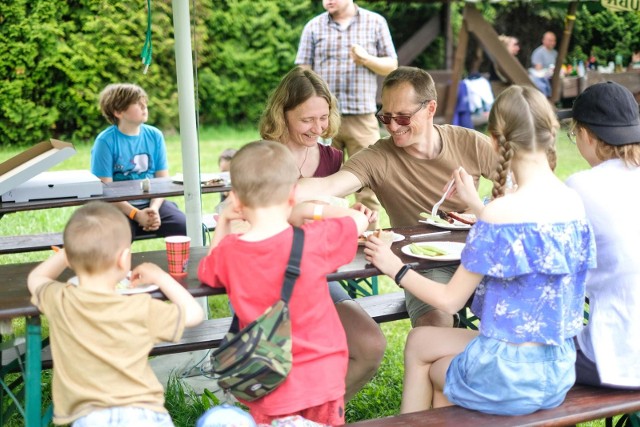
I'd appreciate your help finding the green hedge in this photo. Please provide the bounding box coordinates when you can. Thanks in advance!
[1,1,638,147]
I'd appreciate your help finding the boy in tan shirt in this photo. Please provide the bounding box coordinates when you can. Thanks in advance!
[28,201,203,426]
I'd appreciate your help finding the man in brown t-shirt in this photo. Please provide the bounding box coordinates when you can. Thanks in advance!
[298,66,497,328]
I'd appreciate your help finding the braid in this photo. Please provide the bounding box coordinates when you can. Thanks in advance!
[492,135,514,199]
[546,145,557,171]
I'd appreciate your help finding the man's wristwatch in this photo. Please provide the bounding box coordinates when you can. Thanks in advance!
[395,264,413,287]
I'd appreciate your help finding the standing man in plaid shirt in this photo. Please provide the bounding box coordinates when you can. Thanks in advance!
[296,0,397,227]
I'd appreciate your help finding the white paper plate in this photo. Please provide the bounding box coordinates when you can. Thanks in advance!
[419,218,472,230]
[401,241,465,261]
[67,275,159,295]
[358,231,405,245]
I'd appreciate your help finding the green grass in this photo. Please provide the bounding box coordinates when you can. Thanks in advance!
[2,124,599,426]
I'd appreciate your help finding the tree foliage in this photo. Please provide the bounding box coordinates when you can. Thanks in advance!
[1,1,639,147]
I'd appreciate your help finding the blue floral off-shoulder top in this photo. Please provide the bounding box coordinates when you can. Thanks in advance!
[462,220,596,345]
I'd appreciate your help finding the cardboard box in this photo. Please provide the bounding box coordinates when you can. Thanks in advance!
[0,139,103,202]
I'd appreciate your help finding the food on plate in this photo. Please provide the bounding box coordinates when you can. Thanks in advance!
[420,211,476,226]
[419,211,452,225]
[203,178,225,187]
[373,229,394,246]
[410,243,448,257]
[447,212,477,225]
[358,229,395,246]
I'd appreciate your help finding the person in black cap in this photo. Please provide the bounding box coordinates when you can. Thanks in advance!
[565,81,640,390]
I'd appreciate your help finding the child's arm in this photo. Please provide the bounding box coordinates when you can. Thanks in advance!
[289,201,371,236]
[363,238,482,314]
[206,193,245,254]
[130,263,204,327]
[27,250,69,296]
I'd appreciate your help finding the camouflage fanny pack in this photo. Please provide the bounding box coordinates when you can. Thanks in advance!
[208,227,304,402]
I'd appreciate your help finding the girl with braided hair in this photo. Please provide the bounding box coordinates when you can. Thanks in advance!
[364,85,596,415]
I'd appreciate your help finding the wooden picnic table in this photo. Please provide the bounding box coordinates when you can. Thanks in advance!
[0,223,468,426]
[0,177,230,215]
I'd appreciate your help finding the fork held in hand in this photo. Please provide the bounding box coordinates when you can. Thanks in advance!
[431,178,455,218]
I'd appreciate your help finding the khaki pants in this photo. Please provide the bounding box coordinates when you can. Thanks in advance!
[333,114,381,226]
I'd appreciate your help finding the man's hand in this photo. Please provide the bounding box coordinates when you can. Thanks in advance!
[350,44,370,66]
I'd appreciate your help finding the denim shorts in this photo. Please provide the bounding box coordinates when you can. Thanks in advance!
[72,407,174,427]
[444,335,576,415]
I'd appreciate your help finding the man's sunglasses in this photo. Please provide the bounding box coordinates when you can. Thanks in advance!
[375,100,430,126]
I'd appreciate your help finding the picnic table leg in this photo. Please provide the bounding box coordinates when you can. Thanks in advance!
[25,316,42,426]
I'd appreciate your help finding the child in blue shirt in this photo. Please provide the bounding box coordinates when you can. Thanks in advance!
[91,83,186,239]
[365,85,596,416]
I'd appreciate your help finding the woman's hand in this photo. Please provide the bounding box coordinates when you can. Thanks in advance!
[363,235,404,278]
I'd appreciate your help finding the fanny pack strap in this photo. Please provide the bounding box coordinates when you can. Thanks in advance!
[228,226,304,333]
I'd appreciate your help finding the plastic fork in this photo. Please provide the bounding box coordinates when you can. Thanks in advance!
[432,177,456,218]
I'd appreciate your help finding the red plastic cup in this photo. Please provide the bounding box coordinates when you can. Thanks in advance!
[165,236,191,277]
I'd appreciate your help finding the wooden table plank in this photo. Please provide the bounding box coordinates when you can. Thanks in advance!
[0,225,469,320]
[0,177,230,214]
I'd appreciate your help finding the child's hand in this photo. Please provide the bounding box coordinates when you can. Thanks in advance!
[130,262,169,288]
[449,167,484,215]
[363,235,404,278]
[218,197,244,223]
[350,202,378,224]
[139,208,161,231]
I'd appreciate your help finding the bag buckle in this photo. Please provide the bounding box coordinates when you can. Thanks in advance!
[285,264,301,280]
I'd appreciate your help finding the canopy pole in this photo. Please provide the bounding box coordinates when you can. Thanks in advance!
[172,0,203,247]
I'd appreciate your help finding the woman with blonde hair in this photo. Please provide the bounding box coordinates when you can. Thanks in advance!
[260,66,341,178]
[259,66,387,401]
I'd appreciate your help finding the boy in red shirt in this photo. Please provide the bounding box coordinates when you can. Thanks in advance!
[198,140,373,425]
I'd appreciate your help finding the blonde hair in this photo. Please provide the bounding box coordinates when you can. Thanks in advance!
[63,202,131,274]
[382,66,438,103]
[575,122,640,167]
[488,85,559,198]
[230,140,299,208]
[99,83,148,125]
[259,67,340,143]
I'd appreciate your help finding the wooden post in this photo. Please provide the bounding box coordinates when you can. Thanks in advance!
[444,5,469,124]
[551,1,579,104]
[463,4,532,86]
[444,2,453,70]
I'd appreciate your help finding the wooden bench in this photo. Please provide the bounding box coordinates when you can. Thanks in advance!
[346,385,640,426]
[2,291,409,371]
[0,214,217,254]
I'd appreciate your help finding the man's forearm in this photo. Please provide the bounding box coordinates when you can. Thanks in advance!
[364,56,398,76]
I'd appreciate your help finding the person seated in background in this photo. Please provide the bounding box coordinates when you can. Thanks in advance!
[91,83,187,239]
[217,148,236,205]
[529,31,558,97]
[364,85,596,415]
[489,35,521,84]
[259,66,387,401]
[28,201,203,426]
[564,81,640,390]
[198,140,374,425]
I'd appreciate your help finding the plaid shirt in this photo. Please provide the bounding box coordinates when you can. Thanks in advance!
[295,5,397,115]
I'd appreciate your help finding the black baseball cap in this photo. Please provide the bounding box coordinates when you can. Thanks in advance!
[559,81,640,146]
